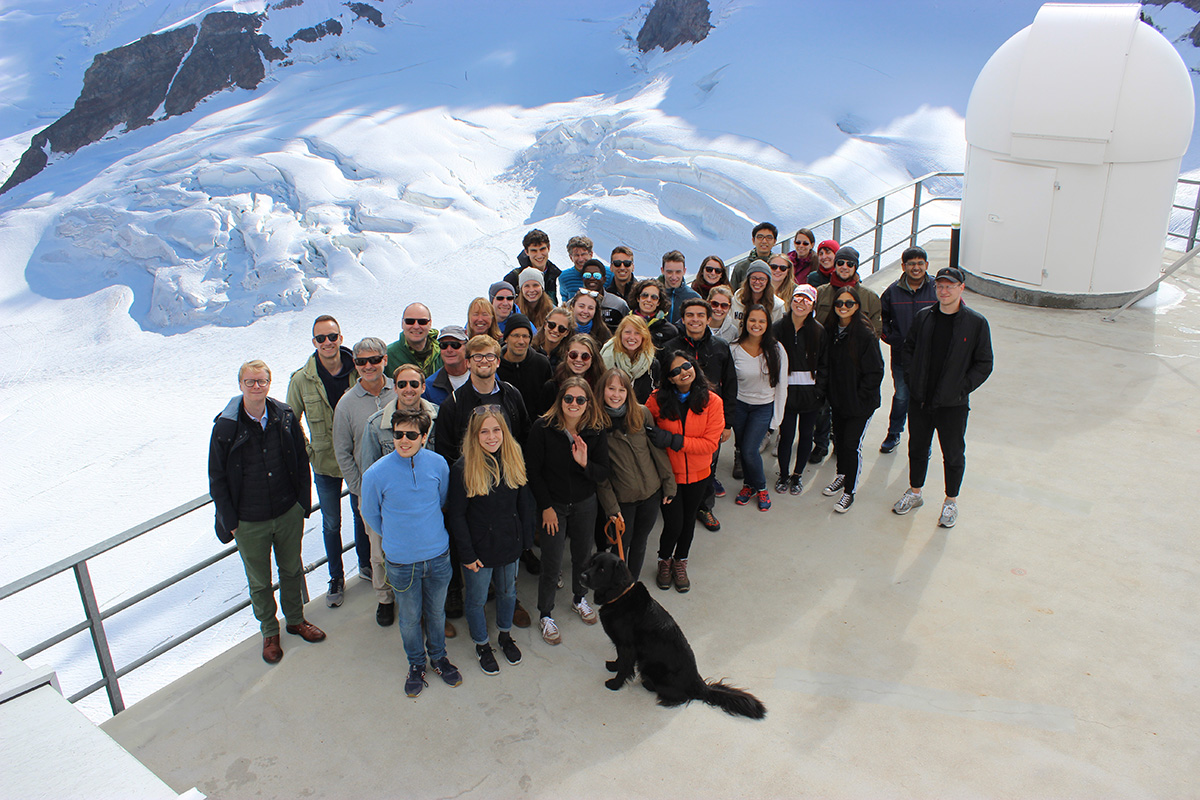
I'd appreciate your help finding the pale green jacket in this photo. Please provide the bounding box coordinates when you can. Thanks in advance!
[286,350,357,477]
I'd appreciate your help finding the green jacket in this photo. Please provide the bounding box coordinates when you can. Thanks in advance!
[286,350,358,477]
[385,329,443,379]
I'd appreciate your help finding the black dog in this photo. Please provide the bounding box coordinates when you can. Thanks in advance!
[580,552,766,719]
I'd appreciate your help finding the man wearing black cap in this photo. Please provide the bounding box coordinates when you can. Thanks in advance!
[892,267,993,528]
[498,313,553,420]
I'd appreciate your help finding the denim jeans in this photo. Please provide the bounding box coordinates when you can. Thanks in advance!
[462,560,519,645]
[386,551,451,667]
[887,352,910,437]
[347,492,372,572]
[312,473,345,581]
[731,400,774,491]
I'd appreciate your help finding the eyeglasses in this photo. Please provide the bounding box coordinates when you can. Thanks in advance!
[582,272,603,281]
[394,379,422,389]
[835,260,855,267]
[492,295,514,303]
[709,300,730,310]
[567,350,592,361]
[703,265,723,274]
[833,300,858,308]
[638,291,660,300]
[313,333,339,343]
[354,355,385,366]
[404,317,431,325]
[392,429,423,440]
[754,233,775,242]
[242,378,270,387]
[611,259,632,268]
[544,321,569,334]
[576,289,599,298]
[469,353,499,363]
[667,363,694,378]
[562,394,588,406]
[439,340,464,349]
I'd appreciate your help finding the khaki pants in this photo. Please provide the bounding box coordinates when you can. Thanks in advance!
[364,520,395,605]
[235,503,306,636]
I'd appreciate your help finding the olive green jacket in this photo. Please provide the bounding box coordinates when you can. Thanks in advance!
[286,350,357,477]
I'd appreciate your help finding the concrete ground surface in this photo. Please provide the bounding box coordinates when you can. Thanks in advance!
[102,243,1200,799]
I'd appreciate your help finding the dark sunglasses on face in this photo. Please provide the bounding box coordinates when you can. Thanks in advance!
[567,350,592,361]
[833,300,858,308]
[639,291,660,300]
[668,363,694,378]
[611,259,633,268]
[313,333,340,343]
[703,265,723,274]
[439,340,464,349]
[835,260,855,267]
[392,429,423,440]
[709,300,730,310]
[545,321,569,334]
[404,318,431,325]
[394,379,422,389]
[583,272,603,281]
[493,295,514,303]
[354,355,385,366]
[770,264,789,271]
[562,394,588,406]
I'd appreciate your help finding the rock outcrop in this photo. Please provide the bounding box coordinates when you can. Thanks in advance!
[637,0,713,53]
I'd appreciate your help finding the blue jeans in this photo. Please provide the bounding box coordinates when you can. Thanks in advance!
[312,473,345,581]
[462,560,518,645]
[347,492,371,572]
[731,400,774,491]
[386,551,451,667]
[887,352,910,437]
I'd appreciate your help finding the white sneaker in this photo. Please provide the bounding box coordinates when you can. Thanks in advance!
[938,500,958,528]
[893,489,924,515]
[539,616,561,645]
[573,598,598,625]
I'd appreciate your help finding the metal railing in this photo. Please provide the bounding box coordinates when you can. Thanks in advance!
[1169,178,1200,252]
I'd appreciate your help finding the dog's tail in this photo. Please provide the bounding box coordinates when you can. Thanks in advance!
[700,680,766,719]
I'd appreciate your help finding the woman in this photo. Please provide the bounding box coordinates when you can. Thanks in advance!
[731,262,785,328]
[706,285,738,343]
[821,286,884,513]
[600,315,660,403]
[646,351,724,593]
[595,368,676,581]
[689,255,729,297]
[517,267,554,330]
[768,254,798,305]
[809,239,840,287]
[731,304,788,511]
[531,306,573,369]
[774,284,826,496]
[568,290,611,346]
[787,228,818,284]
[447,409,534,674]
[526,377,610,645]
[466,297,503,342]
[629,278,678,351]
[542,334,605,431]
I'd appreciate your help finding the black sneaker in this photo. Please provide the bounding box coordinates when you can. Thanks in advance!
[789,474,803,496]
[520,548,542,575]
[880,433,901,454]
[835,492,854,513]
[498,632,523,665]
[326,577,344,608]
[405,663,427,698]
[808,447,827,464]
[774,473,789,493]
[822,474,845,496]
[431,656,462,687]
[376,602,395,627]
[476,644,500,675]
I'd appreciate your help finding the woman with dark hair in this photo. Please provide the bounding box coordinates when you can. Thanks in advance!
[731,262,785,328]
[568,290,611,346]
[629,278,678,351]
[600,315,660,403]
[466,297,504,342]
[541,333,604,413]
[731,304,788,511]
[526,377,610,645]
[774,284,826,496]
[531,306,574,369]
[689,255,730,297]
[787,228,818,284]
[595,368,676,581]
[646,351,724,593]
[820,285,884,513]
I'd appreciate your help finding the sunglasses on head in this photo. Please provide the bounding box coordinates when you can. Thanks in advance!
[576,289,599,299]
[394,379,422,389]
[668,362,694,378]
[567,350,592,361]
[582,272,603,281]
[611,259,632,268]
[562,394,588,406]
[439,339,464,349]
[472,404,504,416]
[544,321,569,334]
[354,355,385,366]
[404,318,430,325]
[392,429,423,440]
[313,333,339,343]
[833,299,858,308]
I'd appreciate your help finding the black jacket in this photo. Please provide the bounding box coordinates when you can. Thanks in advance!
[525,418,611,509]
[663,329,737,428]
[208,396,311,543]
[903,302,993,408]
[643,315,678,352]
[434,379,532,463]
[505,254,562,303]
[825,322,884,417]
[774,315,827,413]
[498,349,554,420]
[446,458,536,567]
[880,275,937,349]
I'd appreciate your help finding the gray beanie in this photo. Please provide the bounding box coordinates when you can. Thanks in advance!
[746,260,772,282]
[517,267,544,288]
[488,280,516,301]
[834,246,860,267]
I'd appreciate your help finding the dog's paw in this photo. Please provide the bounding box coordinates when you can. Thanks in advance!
[605,660,619,672]
[604,677,624,691]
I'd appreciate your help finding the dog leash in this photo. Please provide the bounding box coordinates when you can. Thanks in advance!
[604,516,626,562]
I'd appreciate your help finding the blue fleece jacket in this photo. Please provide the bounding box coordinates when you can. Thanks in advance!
[360,447,450,564]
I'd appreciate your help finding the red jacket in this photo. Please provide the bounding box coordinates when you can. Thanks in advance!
[645,392,724,485]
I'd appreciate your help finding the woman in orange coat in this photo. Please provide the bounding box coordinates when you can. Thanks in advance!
[645,351,724,593]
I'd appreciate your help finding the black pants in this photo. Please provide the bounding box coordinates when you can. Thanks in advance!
[778,407,820,478]
[537,495,597,617]
[658,477,709,562]
[612,490,662,582]
[812,401,831,453]
[832,411,873,495]
[698,445,721,512]
[907,403,970,497]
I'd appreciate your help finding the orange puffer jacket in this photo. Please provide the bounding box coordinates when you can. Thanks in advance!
[645,391,724,485]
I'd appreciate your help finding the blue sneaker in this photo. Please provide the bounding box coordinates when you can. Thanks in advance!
[405,663,427,698]
[431,656,462,687]
[713,478,726,498]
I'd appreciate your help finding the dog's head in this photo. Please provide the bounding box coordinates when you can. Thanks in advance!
[580,552,635,605]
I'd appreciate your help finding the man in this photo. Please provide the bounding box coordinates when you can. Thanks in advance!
[497,313,553,422]
[424,325,471,406]
[332,338,393,599]
[504,229,561,303]
[557,235,610,303]
[385,302,441,379]
[606,245,639,304]
[664,298,736,532]
[286,315,360,608]
[360,409,461,698]
[707,286,738,343]
[813,246,883,335]
[729,222,779,290]
[892,267,993,528]
[435,335,531,464]
[660,250,700,323]
[489,281,518,337]
[879,246,938,454]
[581,259,629,330]
[209,360,326,665]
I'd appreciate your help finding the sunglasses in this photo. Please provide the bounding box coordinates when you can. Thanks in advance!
[833,300,858,308]
[567,350,592,361]
[835,260,855,267]
[392,429,423,440]
[611,259,632,268]
[544,321,569,334]
[313,333,340,343]
[469,353,498,363]
[492,295,514,303]
[703,265,723,274]
[562,394,588,406]
[582,272,603,281]
[639,291,660,300]
[394,379,422,389]
[576,289,599,298]
[439,340,464,349]
[354,355,385,366]
[770,264,789,271]
[709,300,730,310]
[472,404,503,416]
[667,363,694,378]
[404,317,431,325]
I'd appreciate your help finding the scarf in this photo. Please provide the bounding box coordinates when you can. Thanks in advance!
[606,402,628,420]
[576,318,594,334]
[830,271,859,289]
[601,338,653,379]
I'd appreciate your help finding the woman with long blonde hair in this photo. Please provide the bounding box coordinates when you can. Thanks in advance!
[769,253,798,305]
[446,408,535,674]
[599,315,659,403]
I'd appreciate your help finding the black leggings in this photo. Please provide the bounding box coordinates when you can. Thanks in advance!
[778,407,819,477]
[832,412,873,495]
[657,478,709,562]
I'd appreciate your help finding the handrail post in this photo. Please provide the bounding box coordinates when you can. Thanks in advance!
[1188,183,1200,251]
[832,216,841,244]
[911,182,923,249]
[873,197,886,275]
[74,562,125,715]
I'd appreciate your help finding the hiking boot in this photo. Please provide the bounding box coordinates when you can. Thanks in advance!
[774,473,789,493]
[880,433,902,454]
[476,644,500,676]
[789,474,803,496]
[326,577,344,608]
[938,500,958,528]
[835,492,854,513]
[696,508,721,531]
[735,486,754,505]
[513,600,531,629]
[573,597,598,625]
[822,474,846,496]
[539,616,562,645]
[893,489,924,515]
[713,478,726,498]
[672,559,690,593]
[431,656,462,687]
[808,447,827,464]
[757,490,771,511]
[376,602,395,627]
[498,632,522,665]
[405,663,427,698]
[656,558,673,590]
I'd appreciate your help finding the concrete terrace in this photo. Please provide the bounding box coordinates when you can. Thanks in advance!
[100,241,1200,799]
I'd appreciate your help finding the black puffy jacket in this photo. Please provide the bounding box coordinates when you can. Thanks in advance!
[825,321,884,417]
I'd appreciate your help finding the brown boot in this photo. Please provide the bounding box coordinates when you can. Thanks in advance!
[262,634,283,664]
[656,558,673,590]
[445,620,457,638]
[672,559,690,593]
[513,600,531,629]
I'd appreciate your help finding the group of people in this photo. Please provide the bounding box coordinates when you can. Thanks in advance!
[208,223,993,697]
